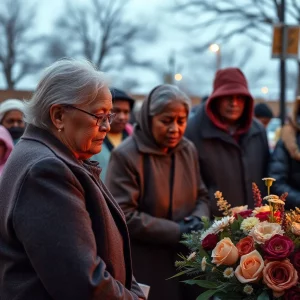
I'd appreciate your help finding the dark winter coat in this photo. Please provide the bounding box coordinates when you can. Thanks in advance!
[269,97,300,209]
[105,85,210,300]
[269,138,300,209]
[0,124,144,300]
[185,104,269,217]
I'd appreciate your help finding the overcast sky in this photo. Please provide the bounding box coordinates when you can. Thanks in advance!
[2,0,299,101]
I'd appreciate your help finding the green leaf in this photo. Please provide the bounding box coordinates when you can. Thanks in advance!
[199,247,209,258]
[201,216,211,230]
[167,269,194,280]
[220,230,230,239]
[196,289,219,300]
[184,279,221,289]
[230,220,240,232]
[257,290,270,300]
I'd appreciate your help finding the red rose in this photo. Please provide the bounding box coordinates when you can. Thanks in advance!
[263,234,294,260]
[202,234,218,250]
[236,236,255,256]
[284,286,300,300]
[255,211,270,221]
[291,251,300,274]
[234,210,253,219]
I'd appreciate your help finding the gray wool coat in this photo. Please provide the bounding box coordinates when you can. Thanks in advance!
[0,125,145,300]
[105,134,210,300]
[185,104,270,217]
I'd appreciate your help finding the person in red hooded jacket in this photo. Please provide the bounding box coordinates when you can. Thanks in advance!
[0,125,14,176]
[185,68,269,217]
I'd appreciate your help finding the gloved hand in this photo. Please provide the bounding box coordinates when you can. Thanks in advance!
[178,216,203,235]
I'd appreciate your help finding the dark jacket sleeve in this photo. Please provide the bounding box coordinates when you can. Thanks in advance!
[190,144,210,218]
[14,158,141,300]
[105,150,181,246]
[269,139,300,208]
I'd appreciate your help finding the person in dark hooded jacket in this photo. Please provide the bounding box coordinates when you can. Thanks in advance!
[106,84,210,300]
[269,96,300,209]
[185,67,269,217]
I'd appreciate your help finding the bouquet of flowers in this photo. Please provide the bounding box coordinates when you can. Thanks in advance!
[172,178,300,300]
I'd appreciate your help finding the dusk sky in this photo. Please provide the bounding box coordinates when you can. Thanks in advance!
[1,0,299,101]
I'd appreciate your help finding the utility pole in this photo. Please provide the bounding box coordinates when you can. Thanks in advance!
[279,0,286,126]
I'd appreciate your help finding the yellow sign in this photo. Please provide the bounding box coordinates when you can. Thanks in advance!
[272,25,300,58]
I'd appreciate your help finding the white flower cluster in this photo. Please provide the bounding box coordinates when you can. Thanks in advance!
[200,216,235,241]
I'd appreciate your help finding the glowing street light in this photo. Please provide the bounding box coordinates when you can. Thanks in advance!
[209,43,221,70]
[209,43,220,53]
[261,86,269,94]
[174,73,183,81]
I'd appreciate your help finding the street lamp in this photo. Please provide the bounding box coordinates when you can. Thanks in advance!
[174,73,183,81]
[261,86,269,94]
[209,43,221,70]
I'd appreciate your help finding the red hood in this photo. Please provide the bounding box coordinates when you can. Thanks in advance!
[0,125,14,175]
[205,67,254,135]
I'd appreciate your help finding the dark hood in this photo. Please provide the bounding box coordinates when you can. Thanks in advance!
[205,67,254,135]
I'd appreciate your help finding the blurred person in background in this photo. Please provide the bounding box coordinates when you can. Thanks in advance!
[106,84,210,300]
[254,102,274,128]
[269,96,300,209]
[0,59,145,300]
[185,68,269,216]
[0,125,13,176]
[0,99,25,144]
[91,88,135,180]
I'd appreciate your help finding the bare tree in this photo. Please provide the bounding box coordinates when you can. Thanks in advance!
[45,0,156,74]
[173,0,300,95]
[0,0,42,89]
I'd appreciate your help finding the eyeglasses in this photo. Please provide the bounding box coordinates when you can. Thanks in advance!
[65,105,116,127]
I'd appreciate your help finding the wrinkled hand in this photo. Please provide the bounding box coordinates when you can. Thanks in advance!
[178,216,203,234]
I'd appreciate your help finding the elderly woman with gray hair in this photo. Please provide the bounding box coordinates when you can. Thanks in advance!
[106,84,210,300]
[0,59,145,300]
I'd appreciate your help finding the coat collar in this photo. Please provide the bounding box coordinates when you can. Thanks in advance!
[194,105,262,145]
[21,124,102,176]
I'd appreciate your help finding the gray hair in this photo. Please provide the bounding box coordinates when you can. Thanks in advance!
[24,58,108,129]
[149,84,191,116]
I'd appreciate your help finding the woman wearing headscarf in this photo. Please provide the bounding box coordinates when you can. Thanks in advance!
[0,98,25,144]
[0,125,14,176]
[0,59,145,300]
[269,96,300,209]
[106,84,210,300]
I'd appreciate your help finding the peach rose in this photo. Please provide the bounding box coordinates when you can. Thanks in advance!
[211,237,239,266]
[248,221,284,244]
[263,260,298,298]
[291,222,300,236]
[235,250,264,283]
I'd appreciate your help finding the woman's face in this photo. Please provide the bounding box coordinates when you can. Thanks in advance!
[59,87,112,160]
[151,102,188,152]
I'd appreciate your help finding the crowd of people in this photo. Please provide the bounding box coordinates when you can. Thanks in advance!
[0,58,299,300]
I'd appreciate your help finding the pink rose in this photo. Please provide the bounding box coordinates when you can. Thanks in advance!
[263,234,294,260]
[211,238,239,266]
[202,234,218,251]
[235,250,264,283]
[263,260,298,298]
